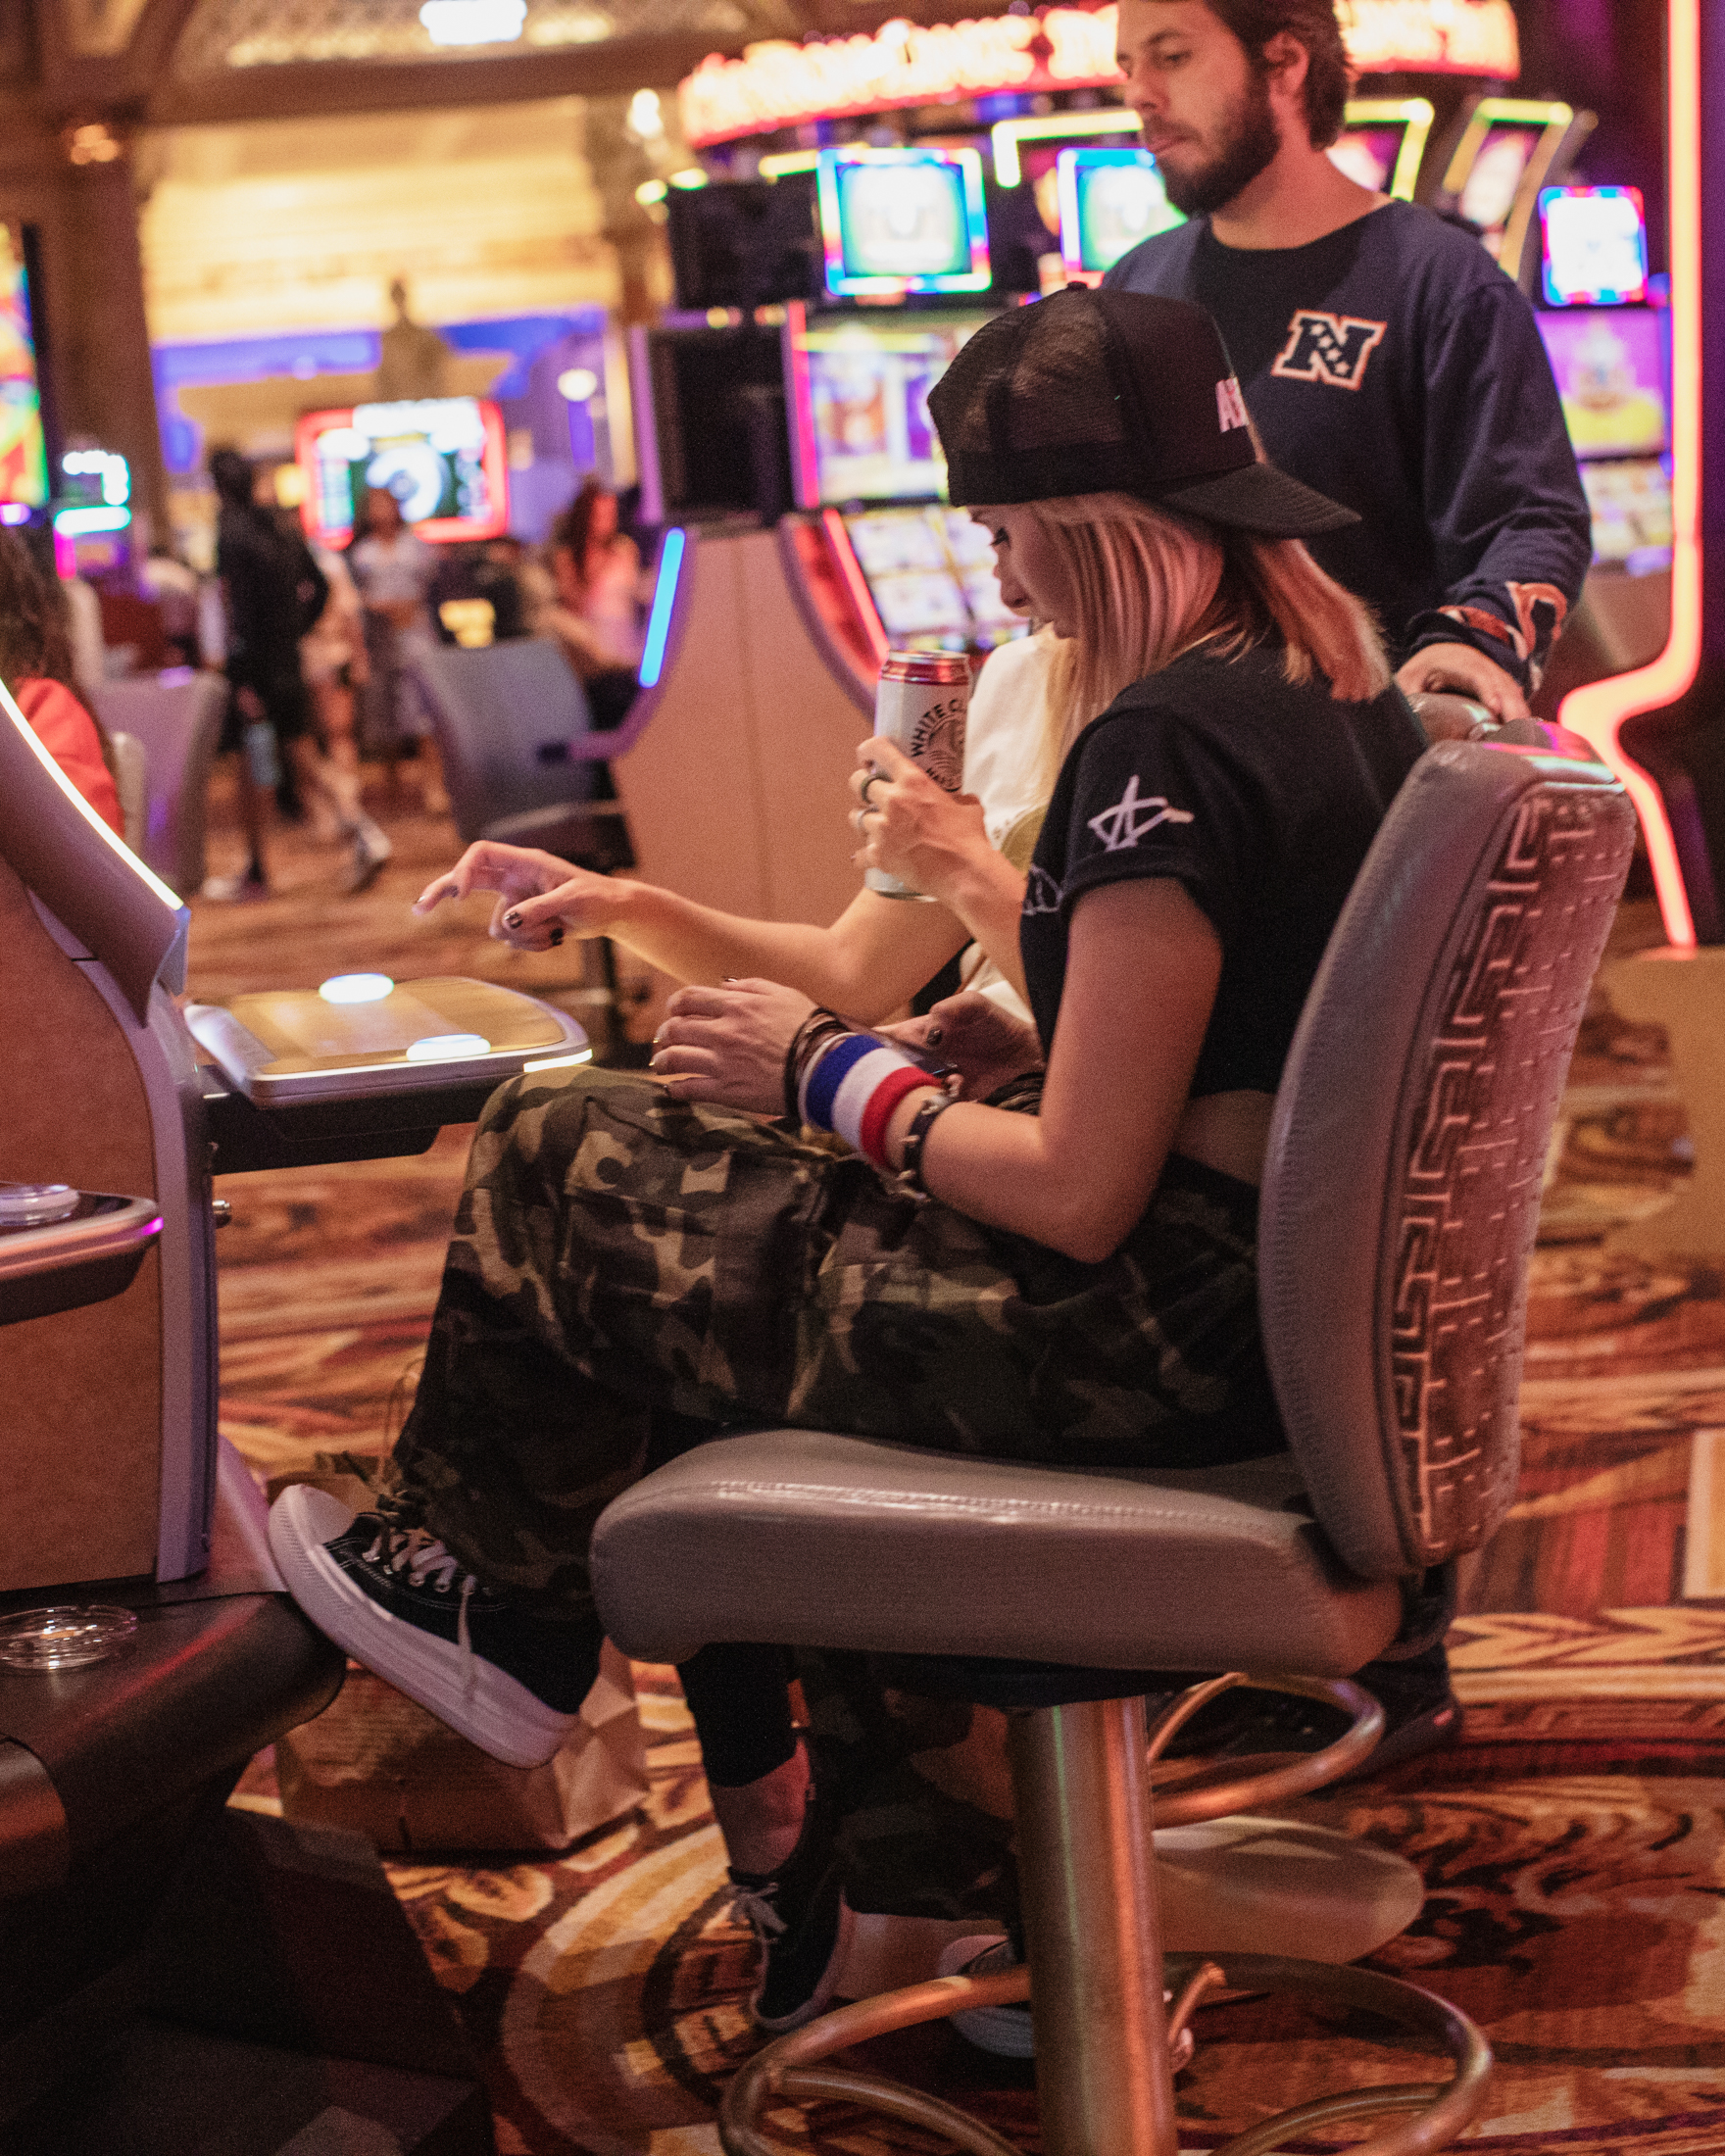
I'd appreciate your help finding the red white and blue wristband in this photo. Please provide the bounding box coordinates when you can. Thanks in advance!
[799,1032,931,1169]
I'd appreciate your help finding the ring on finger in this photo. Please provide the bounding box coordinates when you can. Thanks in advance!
[860,771,883,808]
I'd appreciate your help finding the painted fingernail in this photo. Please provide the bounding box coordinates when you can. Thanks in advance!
[504,909,522,929]
[548,925,565,947]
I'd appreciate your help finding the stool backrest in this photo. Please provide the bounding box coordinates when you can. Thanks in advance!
[94,672,228,899]
[1259,740,1634,1583]
[412,638,605,849]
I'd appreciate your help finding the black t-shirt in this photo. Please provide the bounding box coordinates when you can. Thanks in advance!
[1104,203,1592,694]
[1021,645,1425,1097]
[218,506,328,691]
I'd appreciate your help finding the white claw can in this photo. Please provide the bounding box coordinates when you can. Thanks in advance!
[864,650,971,901]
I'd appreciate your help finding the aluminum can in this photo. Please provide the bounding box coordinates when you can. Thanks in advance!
[864,650,971,901]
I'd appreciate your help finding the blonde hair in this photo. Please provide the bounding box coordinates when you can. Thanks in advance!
[1023,491,1390,779]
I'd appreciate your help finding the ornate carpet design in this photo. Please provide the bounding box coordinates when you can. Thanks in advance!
[198,793,1725,2154]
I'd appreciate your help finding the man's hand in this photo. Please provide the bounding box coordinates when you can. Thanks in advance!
[650,978,816,1115]
[1396,642,1530,723]
[883,992,1042,1102]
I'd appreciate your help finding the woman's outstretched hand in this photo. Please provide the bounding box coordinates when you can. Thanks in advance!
[414,842,626,953]
[851,738,990,904]
[651,978,815,1114]
[882,991,1042,1102]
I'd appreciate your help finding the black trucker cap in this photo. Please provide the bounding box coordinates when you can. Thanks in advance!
[927,285,1358,538]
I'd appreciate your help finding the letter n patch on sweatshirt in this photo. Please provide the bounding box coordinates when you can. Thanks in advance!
[1270,311,1388,390]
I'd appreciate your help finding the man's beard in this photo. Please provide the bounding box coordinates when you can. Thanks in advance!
[1157,69,1281,217]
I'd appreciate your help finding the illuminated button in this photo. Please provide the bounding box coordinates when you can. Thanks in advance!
[405,1033,491,1061]
[319,972,395,1004]
[0,1184,78,1226]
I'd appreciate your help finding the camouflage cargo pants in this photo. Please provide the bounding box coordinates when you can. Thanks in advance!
[392,1064,1283,1915]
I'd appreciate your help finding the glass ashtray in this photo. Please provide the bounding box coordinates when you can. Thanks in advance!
[0,1605,138,1670]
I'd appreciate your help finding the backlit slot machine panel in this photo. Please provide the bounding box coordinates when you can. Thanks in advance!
[0,225,49,521]
[1439,98,1589,285]
[295,397,509,549]
[1056,148,1186,287]
[1325,99,1436,200]
[790,314,985,509]
[843,506,1023,653]
[815,147,991,300]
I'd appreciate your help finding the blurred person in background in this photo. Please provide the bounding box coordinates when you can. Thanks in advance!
[206,446,387,899]
[532,477,646,731]
[348,486,449,812]
[0,528,123,835]
[303,536,393,889]
[428,535,530,648]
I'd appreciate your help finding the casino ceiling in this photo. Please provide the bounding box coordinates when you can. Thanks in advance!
[13,0,1038,124]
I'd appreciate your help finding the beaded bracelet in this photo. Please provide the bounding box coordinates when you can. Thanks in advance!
[896,1091,955,1195]
[783,1008,848,1126]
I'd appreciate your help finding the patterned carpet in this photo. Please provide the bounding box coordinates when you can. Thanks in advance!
[197,777,1725,2153]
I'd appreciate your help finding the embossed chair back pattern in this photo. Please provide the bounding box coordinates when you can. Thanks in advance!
[1260,745,1635,1583]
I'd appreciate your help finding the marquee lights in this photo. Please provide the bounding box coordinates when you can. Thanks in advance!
[678,2,1517,148]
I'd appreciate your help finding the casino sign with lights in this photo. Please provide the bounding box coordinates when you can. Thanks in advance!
[677,1,1519,148]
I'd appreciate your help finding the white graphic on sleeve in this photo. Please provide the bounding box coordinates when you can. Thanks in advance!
[1086,774,1195,853]
[1022,865,1063,915]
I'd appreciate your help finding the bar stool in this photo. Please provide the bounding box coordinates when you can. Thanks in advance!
[591,738,1636,2156]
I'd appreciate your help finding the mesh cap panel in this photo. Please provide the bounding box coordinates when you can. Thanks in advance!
[929,287,1357,537]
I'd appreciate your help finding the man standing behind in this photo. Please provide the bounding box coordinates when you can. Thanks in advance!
[1105,0,1592,718]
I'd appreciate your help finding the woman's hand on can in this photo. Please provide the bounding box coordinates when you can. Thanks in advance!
[851,738,988,904]
[651,978,815,1114]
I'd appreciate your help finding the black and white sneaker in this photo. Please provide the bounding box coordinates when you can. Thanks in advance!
[267,1485,599,1770]
[726,1760,854,2033]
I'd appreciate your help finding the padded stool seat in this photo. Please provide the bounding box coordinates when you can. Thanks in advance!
[596,1431,1402,1684]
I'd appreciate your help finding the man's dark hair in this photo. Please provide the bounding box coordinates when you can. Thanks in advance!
[209,446,255,509]
[1205,0,1353,148]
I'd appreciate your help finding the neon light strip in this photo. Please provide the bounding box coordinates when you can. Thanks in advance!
[637,527,687,690]
[1341,98,1435,202]
[822,508,889,671]
[760,151,819,179]
[1559,0,1700,949]
[991,108,1138,188]
[783,301,819,512]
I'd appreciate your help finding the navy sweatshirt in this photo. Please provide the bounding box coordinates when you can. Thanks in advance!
[1105,201,1593,693]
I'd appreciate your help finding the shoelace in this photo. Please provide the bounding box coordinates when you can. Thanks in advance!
[361,1520,481,1690]
[729,1882,787,1942]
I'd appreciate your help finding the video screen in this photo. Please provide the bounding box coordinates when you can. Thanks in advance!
[1541,186,1649,307]
[1457,122,1546,249]
[295,396,509,548]
[0,226,49,512]
[844,506,1025,651]
[1058,149,1185,280]
[1581,458,1671,566]
[1538,308,1668,461]
[817,148,990,298]
[792,315,989,505]
[667,174,822,312]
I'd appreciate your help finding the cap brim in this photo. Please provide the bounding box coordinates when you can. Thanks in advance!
[1158,464,1359,537]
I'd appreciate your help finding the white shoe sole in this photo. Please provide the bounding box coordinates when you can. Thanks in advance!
[267,1484,579,1771]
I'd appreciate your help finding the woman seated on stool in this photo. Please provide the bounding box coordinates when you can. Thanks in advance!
[269,290,1426,2034]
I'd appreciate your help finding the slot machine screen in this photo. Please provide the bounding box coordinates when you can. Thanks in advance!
[1537,309,1668,460]
[1580,459,1671,566]
[1540,186,1649,307]
[789,314,990,506]
[844,505,1024,651]
[817,148,990,298]
[1057,149,1185,281]
[0,225,49,514]
[296,397,509,548]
